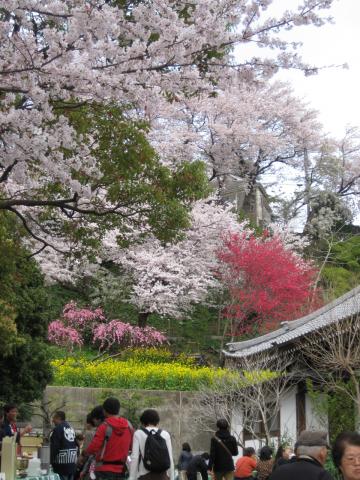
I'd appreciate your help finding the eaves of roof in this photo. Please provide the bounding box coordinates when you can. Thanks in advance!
[224,284,360,359]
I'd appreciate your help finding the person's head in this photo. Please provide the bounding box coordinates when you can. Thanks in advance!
[275,445,292,461]
[332,432,360,480]
[52,411,66,425]
[216,419,229,431]
[140,409,160,427]
[182,442,191,452]
[3,404,18,422]
[243,447,256,457]
[297,430,329,466]
[274,445,284,462]
[259,446,273,461]
[102,398,120,417]
[201,452,210,461]
[88,405,105,427]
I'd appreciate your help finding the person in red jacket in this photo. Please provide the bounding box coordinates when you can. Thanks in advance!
[86,398,133,480]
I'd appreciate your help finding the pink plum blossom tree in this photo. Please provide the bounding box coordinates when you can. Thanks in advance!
[47,302,167,352]
[93,321,167,352]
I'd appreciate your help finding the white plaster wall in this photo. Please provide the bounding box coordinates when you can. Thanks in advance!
[231,406,244,460]
[280,388,297,445]
[305,392,328,431]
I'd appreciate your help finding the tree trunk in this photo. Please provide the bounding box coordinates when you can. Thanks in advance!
[138,311,150,327]
[303,147,313,227]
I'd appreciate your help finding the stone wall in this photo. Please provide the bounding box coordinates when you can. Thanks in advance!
[32,386,212,458]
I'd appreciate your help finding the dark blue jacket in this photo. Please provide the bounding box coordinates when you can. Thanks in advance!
[50,421,78,476]
[0,420,20,444]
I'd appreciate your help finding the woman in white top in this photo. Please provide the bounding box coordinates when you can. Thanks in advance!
[129,409,174,480]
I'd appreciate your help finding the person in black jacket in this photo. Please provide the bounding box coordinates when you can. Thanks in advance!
[209,419,239,480]
[187,453,210,480]
[178,442,193,480]
[269,430,333,480]
[50,411,78,480]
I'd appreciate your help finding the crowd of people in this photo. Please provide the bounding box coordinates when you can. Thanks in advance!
[233,431,360,480]
[1,399,360,480]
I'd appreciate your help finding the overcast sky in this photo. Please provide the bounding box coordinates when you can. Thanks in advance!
[275,0,360,138]
[234,0,360,225]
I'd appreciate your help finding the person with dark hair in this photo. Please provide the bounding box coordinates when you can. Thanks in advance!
[256,446,274,480]
[50,411,78,480]
[86,398,133,480]
[269,431,332,480]
[178,442,193,480]
[272,446,292,471]
[0,403,32,447]
[186,453,210,480]
[209,419,238,480]
[234,448,256,480]
[129,409,174,480]
[77,407,106,480]
[332,431,360,480]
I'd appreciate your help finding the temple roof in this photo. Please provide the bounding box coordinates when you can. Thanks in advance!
[224,285,360,359]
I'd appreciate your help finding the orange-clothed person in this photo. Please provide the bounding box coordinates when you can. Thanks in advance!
[234,447,257,479]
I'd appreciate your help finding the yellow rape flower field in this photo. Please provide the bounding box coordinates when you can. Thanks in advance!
[51,357,239,391]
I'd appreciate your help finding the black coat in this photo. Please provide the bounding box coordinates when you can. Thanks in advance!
[178,450,193,471]
[268,457,333,480]
[187,455,208,480]
[209,430,238,472]
[50,421,78,476]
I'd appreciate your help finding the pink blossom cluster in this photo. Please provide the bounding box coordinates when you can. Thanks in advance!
[62,301,105,332]
[93,320,167,352]
[48,320,83,350]
[48,302,167,352]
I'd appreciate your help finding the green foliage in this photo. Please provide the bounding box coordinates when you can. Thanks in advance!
[321,235,360,299]
[0,211,53,404]
[324,455,341,480]
[121,347,194,365]
[95,389,162,429]
[0,339,52,405]
[54,102,210,247]
[51,355,238,391]
[307,379,355,444]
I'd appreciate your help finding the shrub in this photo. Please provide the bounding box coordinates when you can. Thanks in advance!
[93,321,167,351]
[51,357,237,391]
[121,348,194,365]
[48,302,167,352]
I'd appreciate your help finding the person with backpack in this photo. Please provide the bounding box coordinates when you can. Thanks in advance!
[129,409,174,480]
[86,398,133,480]
[209,419,238,480]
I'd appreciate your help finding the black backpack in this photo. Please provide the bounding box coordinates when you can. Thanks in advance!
[141,428,171,473]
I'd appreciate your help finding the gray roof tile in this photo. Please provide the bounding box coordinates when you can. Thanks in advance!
[224,285,360,358]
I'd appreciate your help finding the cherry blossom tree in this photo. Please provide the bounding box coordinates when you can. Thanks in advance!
[149,81,322,196]
[218,231,321,335]
[104,199,251,325]
[0,0,336,254]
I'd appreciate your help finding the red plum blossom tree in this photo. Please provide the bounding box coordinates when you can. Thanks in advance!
[218,231,321,335]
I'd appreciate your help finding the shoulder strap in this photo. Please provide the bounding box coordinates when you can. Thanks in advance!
[99,422,113,461]
[213,435,233,458]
